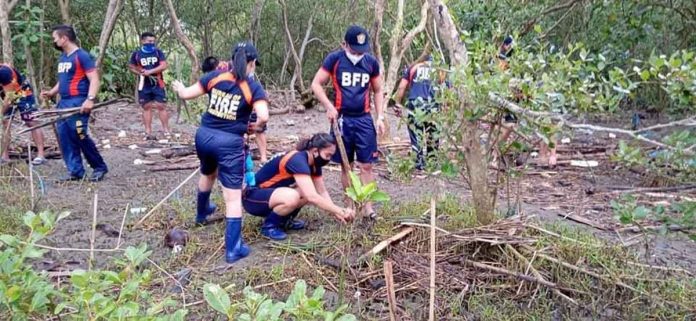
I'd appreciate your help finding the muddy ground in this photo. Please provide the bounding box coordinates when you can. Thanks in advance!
[6,98,695,318]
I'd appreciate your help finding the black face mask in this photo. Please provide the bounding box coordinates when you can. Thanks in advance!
[314,153,330,168]
[53,42,62,51]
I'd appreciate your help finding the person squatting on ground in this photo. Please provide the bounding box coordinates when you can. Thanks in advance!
[173,42,268,264]
[311,25,385,218]
[393,55,444,170]
[203,56,269,163]
[128,32,171,140]
[41,25,108,182]
[242,133,355,240]
[0,64,46,165]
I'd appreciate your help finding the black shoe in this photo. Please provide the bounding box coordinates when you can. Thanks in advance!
[89,170,108,182]
[58,173,84,182]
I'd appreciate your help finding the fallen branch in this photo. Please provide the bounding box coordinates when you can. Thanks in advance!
[558,213,608,230]
[506,245,578,305]
[17,98,129,135]
[604,184,696,194]
[356,227,415,264]
[489,93,696,153]
[464,259,583,294]
[150,162,199,172]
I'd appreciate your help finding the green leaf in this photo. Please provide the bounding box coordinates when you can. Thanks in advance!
[361,183,377,198]
[348,172,362,191]
[54,302,69,315]
[370,191,390,203]
[336,315,357,321]
[203,283,231,316]
[640,70,651,81]
[633,206,650,220]
[0,234,17,246]
[6,285,21,302]
[70,270,89,288]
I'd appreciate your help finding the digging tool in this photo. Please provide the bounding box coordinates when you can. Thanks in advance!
[332,120,356,213]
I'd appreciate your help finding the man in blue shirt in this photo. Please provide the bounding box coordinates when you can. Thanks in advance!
[41,25,108,182]
[129,32,170,140]
[311,25,385,218]
[393,55,443,170]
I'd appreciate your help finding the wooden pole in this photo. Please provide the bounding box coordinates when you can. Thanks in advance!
[384,260,398,321]
[428,196,436,321]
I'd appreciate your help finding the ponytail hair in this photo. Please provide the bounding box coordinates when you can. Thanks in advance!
[297,133,336,151]
[232,47,248,80]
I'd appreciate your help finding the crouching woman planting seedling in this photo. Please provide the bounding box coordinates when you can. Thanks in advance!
[172,41,268,264]
[242,133,355,240]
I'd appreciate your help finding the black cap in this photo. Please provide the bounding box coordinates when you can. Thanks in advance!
[503,35,513,45]
[232,41,261,66]
[344,25,370,54]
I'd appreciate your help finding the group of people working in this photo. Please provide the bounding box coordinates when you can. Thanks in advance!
[2,23,526,265]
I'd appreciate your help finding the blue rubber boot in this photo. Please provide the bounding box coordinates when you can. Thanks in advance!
[261,212,288,240]
[225,217,250,263]
[283,208,305,230]
[195,190,217,225]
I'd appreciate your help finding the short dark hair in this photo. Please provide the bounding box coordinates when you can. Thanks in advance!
[51,25,77,42]
[140,32,156,40]
[201,56,219,73]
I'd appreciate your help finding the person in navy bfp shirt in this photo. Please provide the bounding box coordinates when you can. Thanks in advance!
[128,32,171,139]
[173,41,269,264]
[41,25,108,182]
[242,133,354,240]
[0,64,46,165]
[393,55,444,170]
[311,25,385,218]
[202,55,269,163]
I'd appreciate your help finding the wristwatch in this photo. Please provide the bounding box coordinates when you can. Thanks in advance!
[87,96,96,101]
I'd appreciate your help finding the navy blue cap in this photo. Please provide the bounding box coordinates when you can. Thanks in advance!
[344,25,370,54]
[503,35,513,45]
[0,67,12,85]
[232,41,261,66]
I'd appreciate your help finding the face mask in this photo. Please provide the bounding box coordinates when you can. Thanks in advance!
[345,51,364,65]
[314,152,330,167]
[248,71,255,80]
[53,41,62,51]
[142,43,156,53]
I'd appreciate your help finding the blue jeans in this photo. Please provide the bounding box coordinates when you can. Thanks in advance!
[56,98,108,177]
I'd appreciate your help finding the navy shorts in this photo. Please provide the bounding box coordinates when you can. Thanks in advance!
[242,187,275,217]
[331,114,378,164]
[195,127,245,189]
[138,86,167,105]
[249,112,267,133]
[3,98,37,122]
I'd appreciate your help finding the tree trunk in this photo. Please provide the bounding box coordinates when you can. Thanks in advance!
[371,0,385,72]
[279,0,305,93]
[201,0,212,57]
[164,0,200,80]
[128,0,141,37]
[95,0,125,69]
[0,0,18,63]
[57,0,70,23]
[23,0,38,104]
[383,1,429,102]
[427,0,494,224]
[249,0,265,44]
